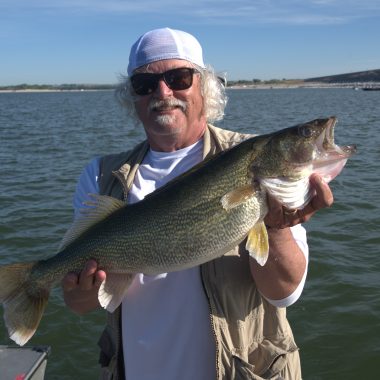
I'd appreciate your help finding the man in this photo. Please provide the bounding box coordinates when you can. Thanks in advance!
[63,28,333,380]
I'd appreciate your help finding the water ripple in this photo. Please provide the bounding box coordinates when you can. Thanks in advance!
[1,89,379,379]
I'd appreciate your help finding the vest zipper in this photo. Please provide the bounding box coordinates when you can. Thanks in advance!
[112,170,131,202]
[200,265,220,380]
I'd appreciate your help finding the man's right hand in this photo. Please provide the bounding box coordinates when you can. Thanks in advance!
[62,260,106,315]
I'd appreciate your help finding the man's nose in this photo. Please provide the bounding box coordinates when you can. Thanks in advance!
[154,79,174,97]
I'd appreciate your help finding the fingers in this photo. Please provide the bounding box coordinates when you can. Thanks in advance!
[297,175,334,223]
[264,174,334,228]
[264,193,286,228]
[94,268,107,288]
[62,272,80,292]
[78,260,99,291]
[62,260,106,292]
[310,174,334,209]
[62,260,106,314]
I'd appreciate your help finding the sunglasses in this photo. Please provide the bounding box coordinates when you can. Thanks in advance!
[130,67,199,96]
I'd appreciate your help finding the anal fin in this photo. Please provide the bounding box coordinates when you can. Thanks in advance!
[98,273,135,313]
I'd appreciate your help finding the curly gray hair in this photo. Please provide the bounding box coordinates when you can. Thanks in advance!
[115,64,228,126]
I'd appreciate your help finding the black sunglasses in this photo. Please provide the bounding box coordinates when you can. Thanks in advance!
[130,67,199,96]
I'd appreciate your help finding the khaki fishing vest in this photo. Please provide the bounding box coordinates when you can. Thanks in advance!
[97,125,302,380]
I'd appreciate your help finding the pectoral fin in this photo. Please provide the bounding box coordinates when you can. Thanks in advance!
[98,273,135,313]
[221,185,256,211]
[246,222,269,266]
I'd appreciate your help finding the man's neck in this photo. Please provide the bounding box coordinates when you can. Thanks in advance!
[147,125,207,152]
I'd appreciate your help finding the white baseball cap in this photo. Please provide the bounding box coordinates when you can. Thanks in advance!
[128,28,205,75]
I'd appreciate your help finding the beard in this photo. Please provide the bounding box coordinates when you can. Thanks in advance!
[148,98,188,131]
[155,114,176,127]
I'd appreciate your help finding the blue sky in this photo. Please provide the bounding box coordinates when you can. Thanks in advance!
[1,0,379,85]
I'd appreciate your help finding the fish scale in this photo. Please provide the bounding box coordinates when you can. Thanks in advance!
[0,116,356,346]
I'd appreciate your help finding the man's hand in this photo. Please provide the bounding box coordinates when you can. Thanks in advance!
[250,174,333,300]
[62,260,106,315]
[264,173,334,229]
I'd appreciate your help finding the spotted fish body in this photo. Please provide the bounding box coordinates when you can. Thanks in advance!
[0,117,356,345]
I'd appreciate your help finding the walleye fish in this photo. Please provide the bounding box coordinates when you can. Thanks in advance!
[0,116,355,346]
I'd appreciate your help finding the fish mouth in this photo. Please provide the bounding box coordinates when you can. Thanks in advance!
[316,116,356,159]
[313,116,357,181]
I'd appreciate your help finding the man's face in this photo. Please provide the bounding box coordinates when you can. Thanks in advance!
[133,59,207,151]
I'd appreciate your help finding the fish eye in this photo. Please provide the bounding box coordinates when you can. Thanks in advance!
[298,126,313,138]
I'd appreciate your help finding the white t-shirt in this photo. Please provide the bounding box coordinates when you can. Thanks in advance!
[73,139,309,380]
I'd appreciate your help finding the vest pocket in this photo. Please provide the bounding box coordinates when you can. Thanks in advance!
[231,354,258,379]
[232,341,299,379]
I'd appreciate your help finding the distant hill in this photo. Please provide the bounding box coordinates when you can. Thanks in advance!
[305,69,380,83]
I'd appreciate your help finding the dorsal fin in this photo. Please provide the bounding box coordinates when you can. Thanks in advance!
[59,194,125,251]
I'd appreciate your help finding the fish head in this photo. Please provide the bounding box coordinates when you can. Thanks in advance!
[251,116,356,209]
[252,116,356,180]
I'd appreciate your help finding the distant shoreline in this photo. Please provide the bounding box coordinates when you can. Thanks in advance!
[2,68,379,93]
[0,88,114,93]
[1,81,379,93]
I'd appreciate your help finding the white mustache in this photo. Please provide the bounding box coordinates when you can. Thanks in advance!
[148,98,187,112]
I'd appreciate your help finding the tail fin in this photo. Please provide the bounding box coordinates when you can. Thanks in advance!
[0,262,49,346]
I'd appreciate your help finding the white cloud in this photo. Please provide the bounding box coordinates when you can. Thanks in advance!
[2,0,380,25]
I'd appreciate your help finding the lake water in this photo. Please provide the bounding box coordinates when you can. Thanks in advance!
[0,88,379,379]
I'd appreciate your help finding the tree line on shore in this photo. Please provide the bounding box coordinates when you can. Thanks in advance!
[1,69,379,91]
[0,79,302,91]
[0,83,116,91]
